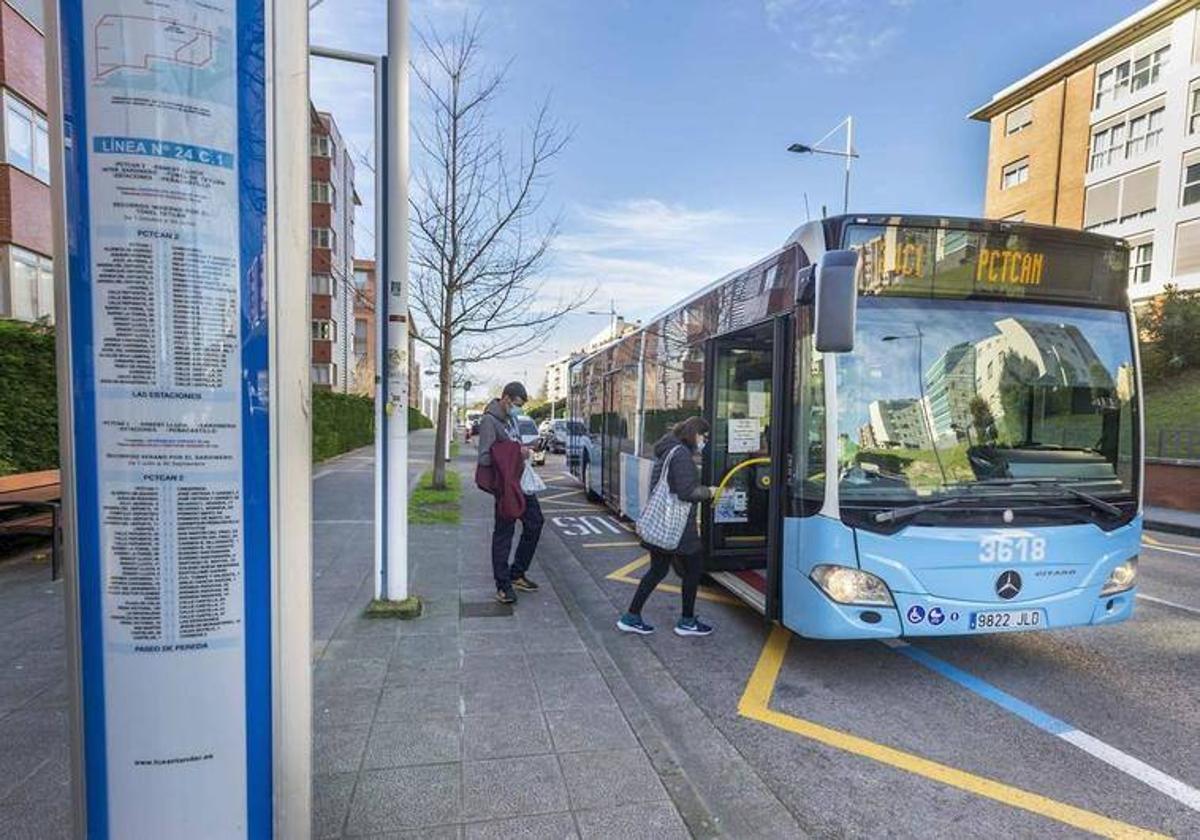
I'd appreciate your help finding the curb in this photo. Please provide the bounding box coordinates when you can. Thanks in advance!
[1145,517,1200,538]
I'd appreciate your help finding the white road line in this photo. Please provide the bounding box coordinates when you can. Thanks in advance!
[888,639,1200,813]
[1136,593,1200,616]
[1142,543,1200,559]
[1059,730,1200,812]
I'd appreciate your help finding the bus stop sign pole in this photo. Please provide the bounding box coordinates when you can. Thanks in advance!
[48,1,311,836]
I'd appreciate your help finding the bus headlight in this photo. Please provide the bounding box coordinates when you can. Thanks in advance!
[1100,557,1138,596]
[811,565,894,606]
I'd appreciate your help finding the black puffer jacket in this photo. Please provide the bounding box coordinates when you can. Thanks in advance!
[644,433,711,554]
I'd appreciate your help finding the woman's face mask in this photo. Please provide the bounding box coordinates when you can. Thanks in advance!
[696,435,707,454]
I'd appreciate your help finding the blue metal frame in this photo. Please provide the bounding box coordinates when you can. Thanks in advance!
[60,2,273,833]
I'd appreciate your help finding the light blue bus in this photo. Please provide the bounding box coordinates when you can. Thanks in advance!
[568,215,1142,638]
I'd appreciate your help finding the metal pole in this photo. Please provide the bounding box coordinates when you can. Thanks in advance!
[385,0,410,601]
[843,115,852,214]
[269,3,313,832]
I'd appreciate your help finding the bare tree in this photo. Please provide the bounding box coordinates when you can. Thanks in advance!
[410,17,589,488]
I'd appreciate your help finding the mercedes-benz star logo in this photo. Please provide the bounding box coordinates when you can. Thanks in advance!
[995,570,1022,600]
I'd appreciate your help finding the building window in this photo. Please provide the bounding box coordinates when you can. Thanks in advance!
[1095,61,1131,109]
[1190,83,1200,134]
[1084,166,1159,230]
[354,318,369,356]
[1131,45,1169,92]
[310,274,332,295]
[3,92,50,183]
[311,181,333,203]
[1174,219,1200,276]
[0,245,53,322]
[310,133,332,157]
[1128,239,1153,285]
[312,227,335,249]
[312,319,336,341]
[1183,155,1200,206]
[1125,107,1164,158]
[311,365,332,385]
[354,269,370,289]
[1001,157,1029,189]
[1004,101,1033,135]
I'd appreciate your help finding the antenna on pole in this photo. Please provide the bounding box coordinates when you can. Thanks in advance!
[803,193,811,222]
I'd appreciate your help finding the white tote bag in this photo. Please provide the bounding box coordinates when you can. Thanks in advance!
[635,446,691,550]
[521,461,547,495]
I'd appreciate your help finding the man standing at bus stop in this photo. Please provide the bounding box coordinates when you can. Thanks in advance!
[477,381,543,604]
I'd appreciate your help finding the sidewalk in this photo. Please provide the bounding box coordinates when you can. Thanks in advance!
[313,436,698,838]
[1144,505,1200,537]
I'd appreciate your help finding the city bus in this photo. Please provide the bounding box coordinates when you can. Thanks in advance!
[568,215,1142,638]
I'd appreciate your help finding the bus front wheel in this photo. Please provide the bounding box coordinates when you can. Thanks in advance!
[582,458,601,503]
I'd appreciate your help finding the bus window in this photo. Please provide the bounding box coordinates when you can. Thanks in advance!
[792,311,826,516]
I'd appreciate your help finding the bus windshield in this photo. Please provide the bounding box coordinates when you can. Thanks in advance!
[835,297,1137,510]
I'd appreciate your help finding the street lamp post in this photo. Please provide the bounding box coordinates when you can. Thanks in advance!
[882,327,948,485]
[585,300,623,343]
[788,115,858,214]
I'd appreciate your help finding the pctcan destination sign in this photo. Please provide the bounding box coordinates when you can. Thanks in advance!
[55,1,272,836]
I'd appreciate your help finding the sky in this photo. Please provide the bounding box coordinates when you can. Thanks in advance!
[309,0,1149,404]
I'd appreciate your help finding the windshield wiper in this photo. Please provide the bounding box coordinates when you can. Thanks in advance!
[873,498,967,524]
[965,477,1124,517]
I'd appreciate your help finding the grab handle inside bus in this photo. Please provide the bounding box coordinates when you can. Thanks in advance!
[814,249,858,353]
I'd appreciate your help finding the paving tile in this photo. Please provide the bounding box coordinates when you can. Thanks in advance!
[528,653,600,682]
[313,772,357,839]
[315,724,372,775]
[462,630,524,654]
[375,681,462,721]
[464,812,578,840]
[344,764,460,835]
[321,636,398,662]
[461,755,570,822]
[462,710,552,760]
[0,709,68,801]
[521,632,587,655]
[575,802,689,840]
[461,679,539,716]
[357,827,461,840]
[314,687,383,729]
[0,749,71,840]
[363,716,462,768]
[535,674,617,712]
[558,749,668,811]
[315,658,389,692]
[544,707,638,754]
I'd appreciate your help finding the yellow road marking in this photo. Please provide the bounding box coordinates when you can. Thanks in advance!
[582,541,641,548]
[606,554,743,607]
[739,627,1168,840]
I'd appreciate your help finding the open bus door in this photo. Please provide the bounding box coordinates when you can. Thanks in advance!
[702,317,791,618]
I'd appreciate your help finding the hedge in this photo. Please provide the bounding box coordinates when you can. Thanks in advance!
[312,392,434,462]
[0,320,58,476]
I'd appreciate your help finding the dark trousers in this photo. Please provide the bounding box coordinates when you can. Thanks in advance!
[492,494,543,589]
[628,547,703,619]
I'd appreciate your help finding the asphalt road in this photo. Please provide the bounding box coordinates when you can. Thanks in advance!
[533,453,1200,838]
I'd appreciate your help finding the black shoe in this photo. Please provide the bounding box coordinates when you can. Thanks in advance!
[512,575,540,592]
[495,587,517,605]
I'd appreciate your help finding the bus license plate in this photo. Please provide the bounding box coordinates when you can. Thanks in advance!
[969,609,1043,632]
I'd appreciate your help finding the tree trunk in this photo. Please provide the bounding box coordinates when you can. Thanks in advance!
[431,330,454,489]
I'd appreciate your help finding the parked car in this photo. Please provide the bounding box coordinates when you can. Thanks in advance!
[515,415,545,465]
[549,419,586,454]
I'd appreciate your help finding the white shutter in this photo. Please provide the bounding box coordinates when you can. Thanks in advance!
[1084,180,1120,228]
[1174,220,1200,276]
[1005,101,1032,134]
[1120,166,1158,218]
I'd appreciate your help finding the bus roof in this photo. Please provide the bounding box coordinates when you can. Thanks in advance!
[568,214,1129,371]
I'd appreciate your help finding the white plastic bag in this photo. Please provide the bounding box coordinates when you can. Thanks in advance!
[521,460,547,495]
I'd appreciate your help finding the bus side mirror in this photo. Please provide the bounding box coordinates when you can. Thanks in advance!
[814,250,858,353]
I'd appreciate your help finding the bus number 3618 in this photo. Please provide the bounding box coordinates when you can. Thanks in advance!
[979,535,1047,564]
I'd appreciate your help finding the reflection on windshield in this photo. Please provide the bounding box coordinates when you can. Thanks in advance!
[837,299,1136,503]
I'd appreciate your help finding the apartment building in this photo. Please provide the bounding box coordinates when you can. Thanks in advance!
[351,258,421,407]
[971,0,1200,302]
[0,0,53,323]
[310,107,359,392]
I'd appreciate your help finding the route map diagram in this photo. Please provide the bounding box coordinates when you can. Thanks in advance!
[93,15,214,80]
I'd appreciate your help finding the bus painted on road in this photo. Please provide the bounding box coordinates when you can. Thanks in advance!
[568,215,1142,638]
